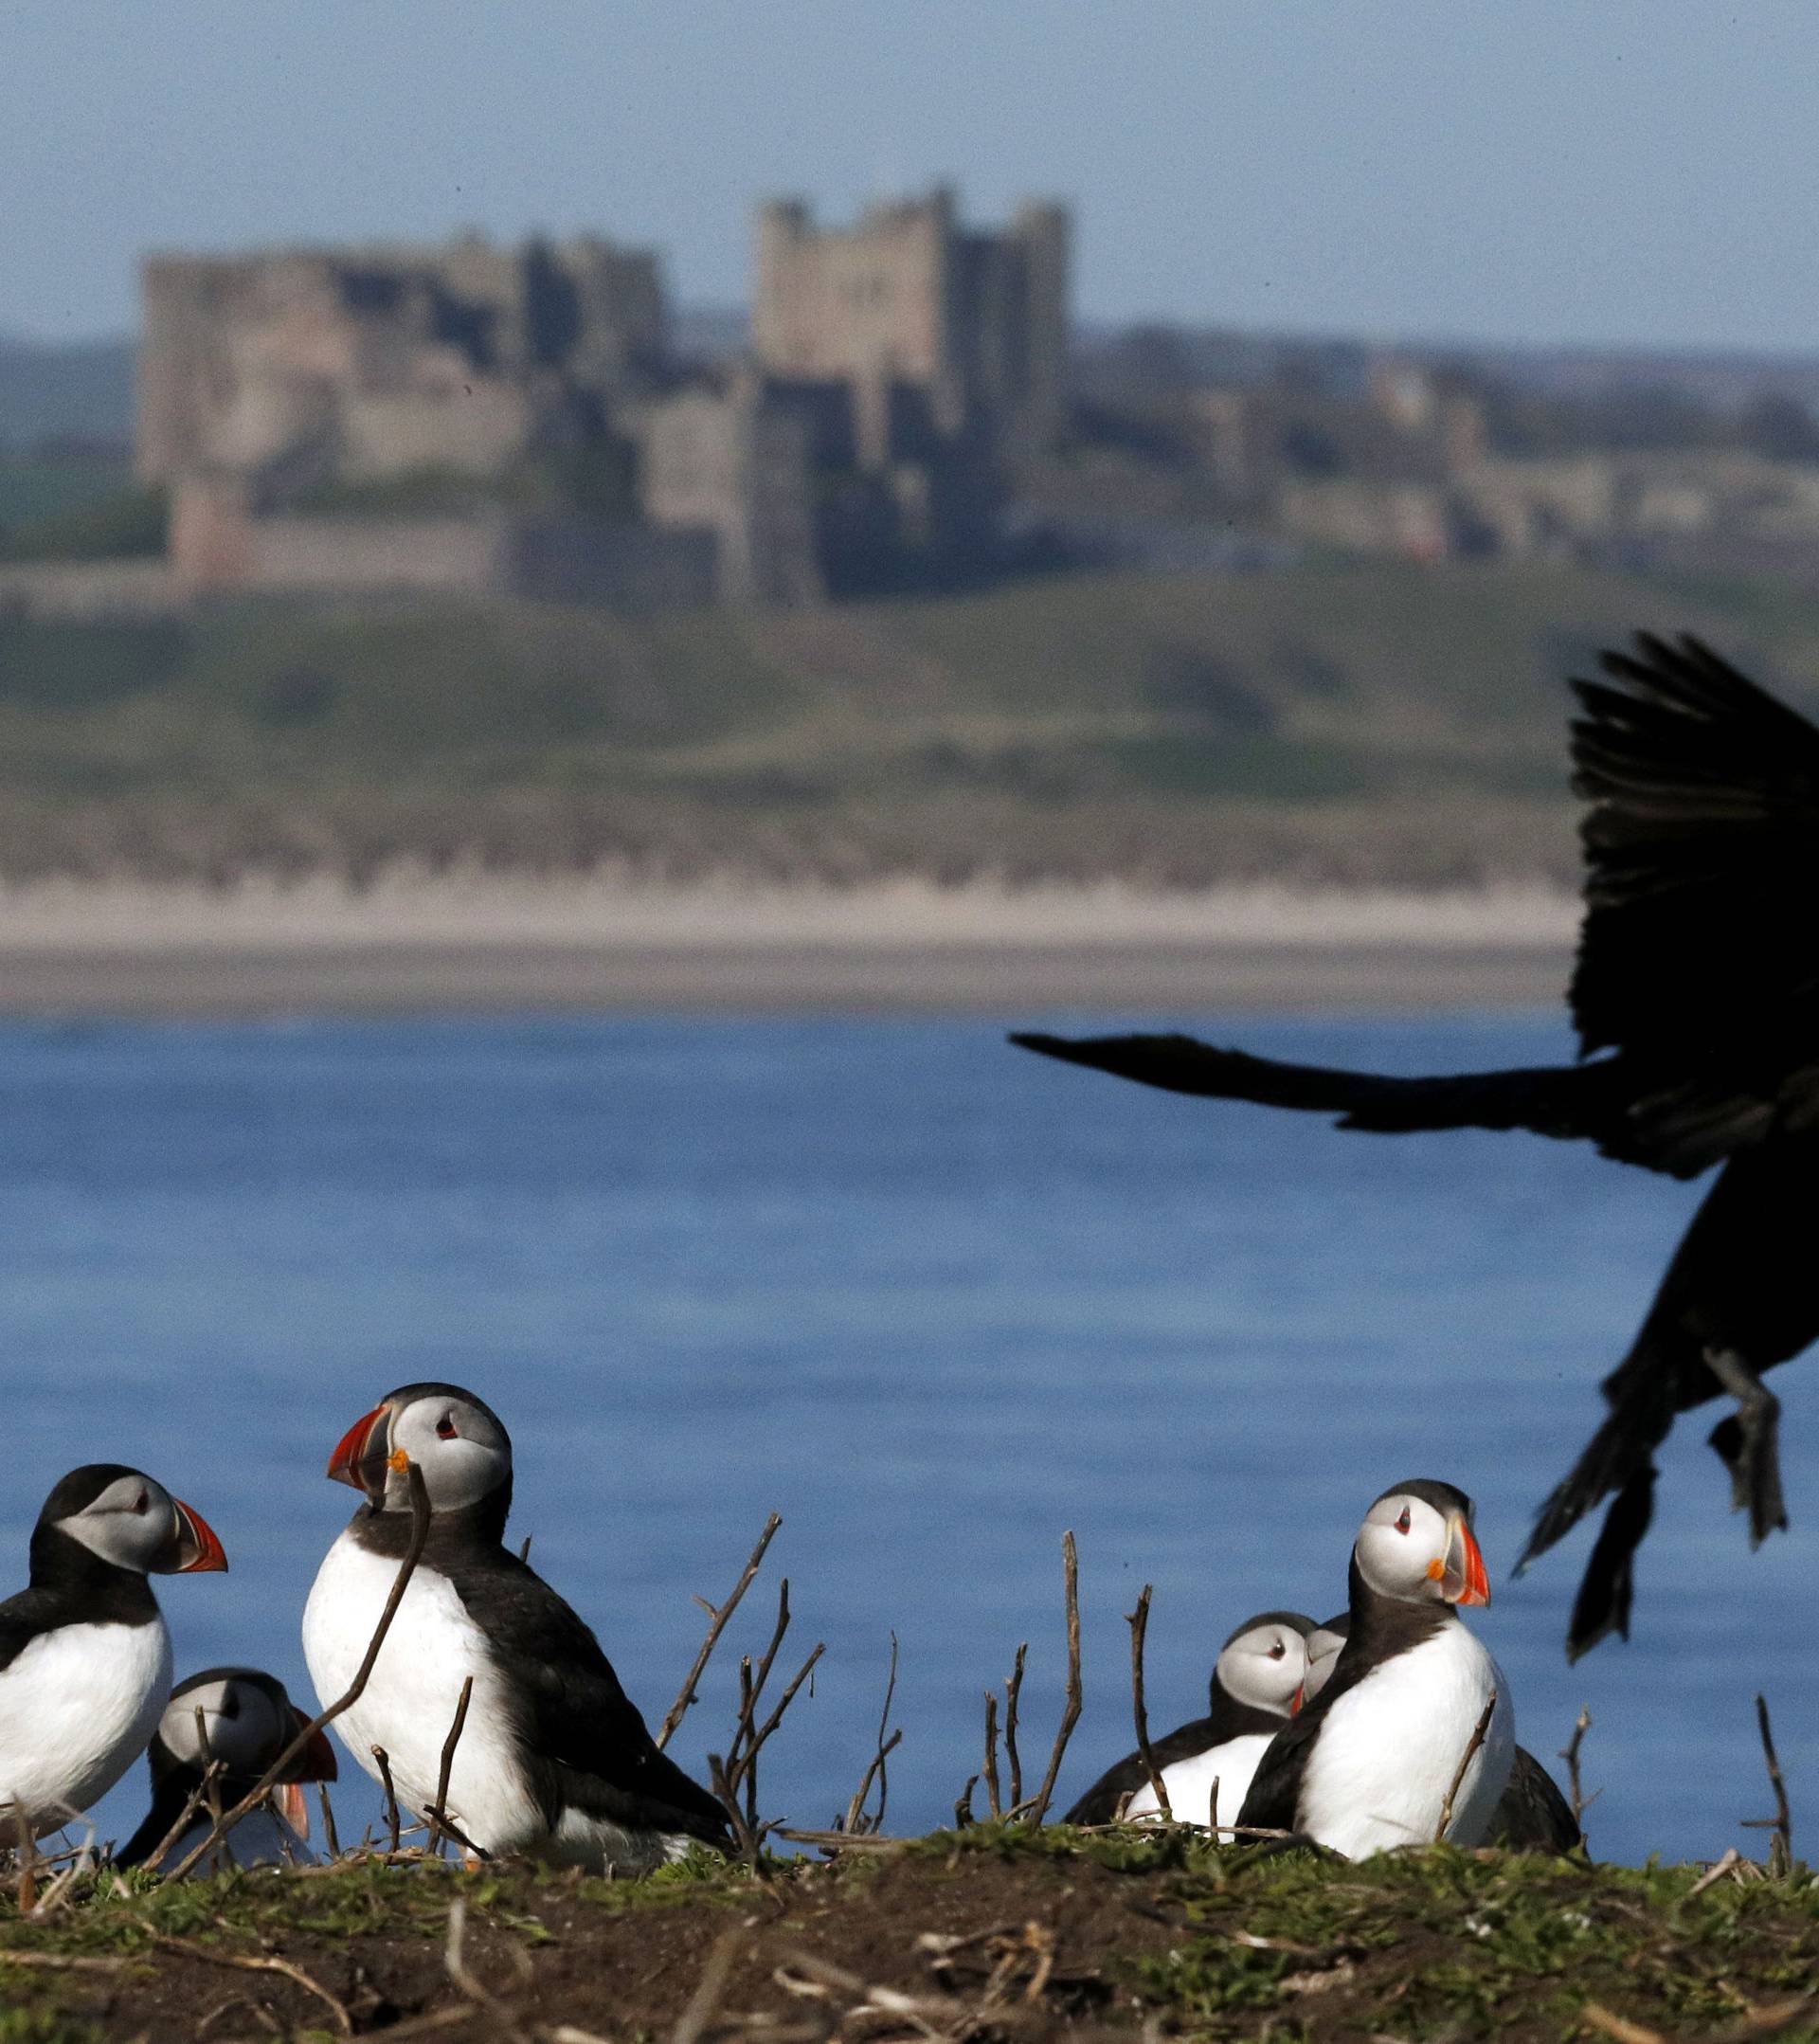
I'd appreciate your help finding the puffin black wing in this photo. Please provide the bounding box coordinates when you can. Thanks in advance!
[117,1776,196,1870]
[1231,1709,1321,1837]
[1567,633,1819,1174]
[451,1560,729,1848]
[0,1589,63,1675]
[1489,1746,1582,1854]
[1065,1714,1220,1824]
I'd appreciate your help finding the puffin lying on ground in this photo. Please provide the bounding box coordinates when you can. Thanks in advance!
[1305,1612,1580,1854]
[1066,1611,1313,1828]
[1013,635,1819,1658]
[301,1382,729,1870]
[117,1667,337,1872]
[0,1466,227,1839]
[1237,1480,1513,1857]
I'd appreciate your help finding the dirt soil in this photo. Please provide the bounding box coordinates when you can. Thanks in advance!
[3,1828,1817,2044]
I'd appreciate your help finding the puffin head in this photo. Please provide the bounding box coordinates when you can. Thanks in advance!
[153,1667,336,1832]
[1213,1610,1315,1716]
[37,1465,227,1577]
[327,1383,512,1515]
[1302,1612,1350,1703]
[1354,1478,1490,1608]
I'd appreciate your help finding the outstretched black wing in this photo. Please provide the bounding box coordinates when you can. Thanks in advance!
[1488,1745,1583,1854]
[1567,634,1819,1173]
[452,1559,729,1848]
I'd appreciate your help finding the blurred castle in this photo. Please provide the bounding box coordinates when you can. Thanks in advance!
[136,190,1070,607]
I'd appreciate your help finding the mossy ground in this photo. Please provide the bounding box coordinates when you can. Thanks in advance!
[1,1829,1815,2042]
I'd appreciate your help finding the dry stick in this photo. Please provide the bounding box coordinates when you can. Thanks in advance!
[840,1632,901,1836]
[1559,1704,1599,1828]
[1126,1584,1171,1821]
[1002,1642,1028,1813]
[672,1927,743,2044]
[372,1746,404,1855]
[1741,1692,1794,1876]
[166,1461,434,1881]
[982,1692,1002,1818]
[424,1674,476,1860]
[134,1757,227,1875]
[193,1706,224,1830]
[658,1510,783,1751]
[953,1776,979,1828]
[1026,1530,1082,1826]
[317,1781,341,1859]
[444,1895,531,2044]
[1435,1691,1498,1842]
[142,1928,352,2037]
[517,1534,532,1564]
[10,1803,37,1914]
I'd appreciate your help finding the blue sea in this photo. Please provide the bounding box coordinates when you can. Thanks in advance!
[0,1011,1810,1868]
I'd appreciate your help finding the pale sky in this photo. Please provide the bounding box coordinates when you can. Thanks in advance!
[6,1,1819,352]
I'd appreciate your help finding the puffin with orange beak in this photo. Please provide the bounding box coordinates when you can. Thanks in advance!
[0,1465,228,1840]
[117,1667,336,1871]
[302,1382,729,1871]
[1237,1479,1514,1857]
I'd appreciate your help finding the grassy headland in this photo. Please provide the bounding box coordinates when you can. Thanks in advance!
[2,559,1817,891]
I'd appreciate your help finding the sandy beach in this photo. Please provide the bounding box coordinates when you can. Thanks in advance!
[0,877,1576,1016]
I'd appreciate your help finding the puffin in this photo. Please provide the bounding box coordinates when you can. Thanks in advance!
[1066,1611,1313,1828]
[1304,1612,1580,1854]
[0,1465,227,1840]
[117,1667,338,1872]
[301,1382,730,1870]
[1012,634,1819,1658]
[1236,1480,1514,1857]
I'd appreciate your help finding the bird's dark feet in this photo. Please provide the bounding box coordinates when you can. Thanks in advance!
[1565,1462,1655,1663]
[1704,1348,1789,1548]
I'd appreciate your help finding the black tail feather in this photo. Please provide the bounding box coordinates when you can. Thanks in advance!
[1565,1464,1656,1663]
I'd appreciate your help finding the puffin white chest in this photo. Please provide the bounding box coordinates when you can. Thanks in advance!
[301,1532,542,1856]
[1126,1732,1274,1830]
[0,1618,172,1836]
[1297,1624,1514,1858]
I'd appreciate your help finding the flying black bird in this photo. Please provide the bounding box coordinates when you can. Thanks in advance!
[1014,633,1819,1659]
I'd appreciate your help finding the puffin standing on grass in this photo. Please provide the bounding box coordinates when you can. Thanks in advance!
[302,1382,729,1870]
[0,1466,228,1839]
[1066,1611,1314,1828]
[1304,1612,1580,1853]
[117,1667,338,1872]
[1237,1480,1513,1857]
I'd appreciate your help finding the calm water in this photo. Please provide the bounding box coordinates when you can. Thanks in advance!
[0,1011,1810,1867]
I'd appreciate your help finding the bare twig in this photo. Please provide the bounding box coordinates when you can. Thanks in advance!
[673,1927,743,2044]
[132,1758,226,1875]
[374,1746,403,1855]
[953,1776,978,1828]
[167,1461,435,1880]
[1435,1690,1498,1841]
[11,1800,38,1912]
[1579,2005,1666,2044]
[425,1675,476,1859]
[1002,1642,1027,1812]
[1126,1584,1171,1821]
[0,1952,127,1974]
[1741,1692,1794,1876]
[659,1511,783,1750]
[1027,1530,1082,1825]
[982,1692,1001,1818]
[1559,1704,1597,1828]
[517,1534,532,1564]
[444,1894,531,2044]
[317,1782,341,1859]
[708,1571,825,1861]
[143,1928,352,2036]
[840,1633,901,1836]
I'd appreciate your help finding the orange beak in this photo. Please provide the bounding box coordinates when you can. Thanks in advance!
[1442,1516,1491,1607]
[327,1404,389,1492]
[1289,1682,1306,1715]
[171,1499,228,1574]
[280,1781,311,1836]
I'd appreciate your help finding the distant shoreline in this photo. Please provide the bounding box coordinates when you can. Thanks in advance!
[0,878,1576,1016]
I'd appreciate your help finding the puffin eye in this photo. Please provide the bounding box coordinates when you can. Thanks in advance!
[1395,1507,1412,1534]
[133,1492,149,1515]
[436,1415,458,1440]
[1268,1640,1285,1659]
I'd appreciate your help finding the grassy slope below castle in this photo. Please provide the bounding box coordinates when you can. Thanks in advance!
[1,558,1816,888]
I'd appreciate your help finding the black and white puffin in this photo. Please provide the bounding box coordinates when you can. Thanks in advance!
[1307,1610,1577,1855]
[1303,1612,1581,1854]
[1237,1480,1513,1857]
[0,1465,227,1839]
[117,1667,338,1872]
[301,1383,729,1870]
[1066,1611,1313,1828]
